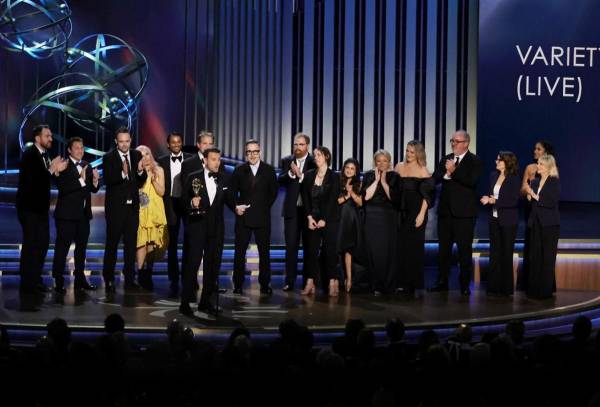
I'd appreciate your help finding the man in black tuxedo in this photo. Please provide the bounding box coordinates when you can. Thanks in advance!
[179,148,233,316]
[430,130,482,296]
[157,131,192,297]
[51,137,100,293]
[229,139,278,295]
[278,133,315,291]
[16,125,68,293]
[102,127,147,293]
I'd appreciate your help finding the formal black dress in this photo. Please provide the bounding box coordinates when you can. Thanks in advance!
[361,171,401,293]
[397,176,435,292]
[526,177,560,299]
[337,192,368,290]
[485,172,520,296]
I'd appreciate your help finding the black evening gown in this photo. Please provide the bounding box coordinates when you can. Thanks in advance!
[397,177,435,291]
[337,197,368,287]
[361,171,400,293]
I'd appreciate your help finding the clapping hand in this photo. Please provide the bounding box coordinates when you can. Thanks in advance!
[50,156,68,174]
[92,168,99,186]
[308,216,318,230]
[290,161,302,178]
[480,195,490,205]
[445,159,456,175]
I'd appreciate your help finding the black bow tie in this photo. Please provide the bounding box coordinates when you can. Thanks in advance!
[171,155,182,162]
[208,172,218,179]
[75,161,83,167]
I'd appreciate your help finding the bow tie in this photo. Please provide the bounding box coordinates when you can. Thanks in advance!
[208,172,218,179]
[75,161,83,167]
[171,155,182,162]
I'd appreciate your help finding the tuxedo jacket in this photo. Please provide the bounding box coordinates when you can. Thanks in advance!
[157,152,192,224]
[433,151,483,218]
[229,161,278,228]
[16,145,54,213]
[54,159,100,221]
[278,154,316,218]
[102,148,147,214]
[301,168,341,223]
[487,171,520,227]
[528,176,560,227]
[182,169,233,236]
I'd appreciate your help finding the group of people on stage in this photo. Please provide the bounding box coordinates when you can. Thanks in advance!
[16,124,561,316]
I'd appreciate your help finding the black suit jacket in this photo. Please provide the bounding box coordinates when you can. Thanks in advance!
[102,149,147,214]
[433,151,482,218]
[528,177,560,227]
[54,160,100,220]
[278,154,316,218]
[301,168,341,223]
[158,152,192,224]
[487,172,520,227]
[16,145,53,213]
[182,169,233,236]
[229,161,278,228]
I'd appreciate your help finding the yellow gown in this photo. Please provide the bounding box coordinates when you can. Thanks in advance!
[137,173,168,259]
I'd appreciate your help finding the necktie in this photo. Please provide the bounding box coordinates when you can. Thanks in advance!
[42,152,50,169]
[123,154,131,174]
[455,156,460,165]
[171,155,182,162]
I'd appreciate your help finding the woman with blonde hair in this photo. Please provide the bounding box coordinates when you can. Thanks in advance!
[394,140,435,298]
[523,154,560,299]
[361,149,401,295]
[136,145,168,290]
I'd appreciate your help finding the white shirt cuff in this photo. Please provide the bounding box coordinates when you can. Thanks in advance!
[79,178,86,187]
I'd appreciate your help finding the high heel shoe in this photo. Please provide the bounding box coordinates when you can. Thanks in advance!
[345,279,352,293]
[301,280,316,295]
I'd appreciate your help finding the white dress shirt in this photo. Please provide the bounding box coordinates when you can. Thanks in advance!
[250,161,260,176]
[169,153,183,197]
[205,170,217,205]
[444,151,468,180]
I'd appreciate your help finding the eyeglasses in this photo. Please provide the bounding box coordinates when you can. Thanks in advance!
[450,139,467,144]
[246,150,260,155]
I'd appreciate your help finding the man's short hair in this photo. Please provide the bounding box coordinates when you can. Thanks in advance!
[114,126,131,138]
[203,147,221,159]
[245,139,259,148]
[167,131,183,143]
[67,137,84,150]
[294,133,310,145]
[32,124,50,139]
[196,131,214,144]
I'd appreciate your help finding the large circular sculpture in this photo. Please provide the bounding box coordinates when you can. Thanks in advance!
[65,33,149,116]
[0,0,72,59]
[19,72,134,166]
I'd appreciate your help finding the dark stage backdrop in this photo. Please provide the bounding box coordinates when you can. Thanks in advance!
[478,0,600,202]
[1,0,478,176]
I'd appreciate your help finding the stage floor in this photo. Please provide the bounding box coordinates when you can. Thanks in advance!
[2,275,600,345]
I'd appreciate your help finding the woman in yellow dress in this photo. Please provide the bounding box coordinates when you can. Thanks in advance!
[136,145,168,290]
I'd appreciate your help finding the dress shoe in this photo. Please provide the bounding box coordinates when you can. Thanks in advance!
[74,278,97,291]
[373,290,383,297]
[461,288,471,296]
[427,283,449,292]
[301,281,316,296]
[282,284,294,292]
[105,281,116,294]
[260,286,273,296]
[218,288,227,294]
[179,303,194,316]
[124,281,141,292]
[198,302,219,315]
[233,287,243,295]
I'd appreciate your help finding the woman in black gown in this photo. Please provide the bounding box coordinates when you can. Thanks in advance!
[336,158,365,292]
[300,146,341,296]
[519,140,554,291]
[362,150,401,295]
[394,140,434,298]
[523,154,560,299]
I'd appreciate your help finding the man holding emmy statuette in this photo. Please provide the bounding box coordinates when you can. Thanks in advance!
[179,148,233,316]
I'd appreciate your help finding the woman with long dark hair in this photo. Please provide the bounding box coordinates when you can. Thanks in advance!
[481,151,520,296]
[300,147,341,296]
[337,158,365,292]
